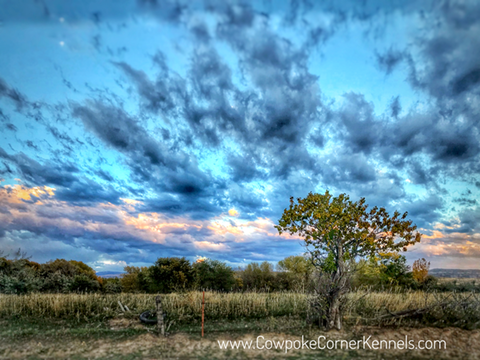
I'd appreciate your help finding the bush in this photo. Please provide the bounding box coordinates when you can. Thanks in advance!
[193,259,236,291]
[102,278,123,293]
[0,256,43,294]
[40,259,98,281]
[70,274,101,293]
[40,272,73,293]
[276,255,315,292]
[120,266,151,293]
[353,254,417,290]
[240,261,276,290]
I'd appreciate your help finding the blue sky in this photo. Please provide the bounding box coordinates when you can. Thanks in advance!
[1,0,480,271]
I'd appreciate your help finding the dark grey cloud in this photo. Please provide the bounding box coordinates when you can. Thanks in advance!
[189,21,211,43]
[389,96,401,118]
[454,197,477,206]
[113,61,181,116]
[108,3,323,185]
[332,92,381,155]
[0,147,78,187]
[54,178,122,205]
[0,147,123,205]
[101,0,478,234]
[376,48,405,75]
[72,101,174,167]
[6,123,17,131]
[71,100,223,217]
[136,0,188,23]
[401,194,444,228]
[447,206,480,234]
[0,77,28,110]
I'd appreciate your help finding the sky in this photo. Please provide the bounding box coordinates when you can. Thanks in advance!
[0,0,479,272]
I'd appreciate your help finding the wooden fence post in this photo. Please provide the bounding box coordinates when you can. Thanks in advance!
[201,290,205,337]
[156,295,165,336]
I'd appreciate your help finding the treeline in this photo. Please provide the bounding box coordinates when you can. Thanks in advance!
[0,253,103,294]
[0,251,316,294]
[120,256,315,293]
[0,250,465,295]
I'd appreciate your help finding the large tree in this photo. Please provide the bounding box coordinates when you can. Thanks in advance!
[276,191,421,330]
[149,257,195,293]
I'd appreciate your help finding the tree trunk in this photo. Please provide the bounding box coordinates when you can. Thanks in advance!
[325,245,346,331]
[326,290,342,330]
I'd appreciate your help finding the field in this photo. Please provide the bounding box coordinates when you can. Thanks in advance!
[1,290,480,359]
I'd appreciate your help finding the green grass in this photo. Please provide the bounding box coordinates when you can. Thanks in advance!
[0,316,462,360]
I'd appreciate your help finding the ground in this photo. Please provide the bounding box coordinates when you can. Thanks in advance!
[0,317,478,359]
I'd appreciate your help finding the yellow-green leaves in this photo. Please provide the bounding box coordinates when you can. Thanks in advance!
[276,191,422,265]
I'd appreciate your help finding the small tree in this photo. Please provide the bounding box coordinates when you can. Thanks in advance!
[240,261,275,290]
[353,253,414,289]
[277,255,315,278]
[276,191,421,330]
[277,255,315,291]
[412,258,430,283]
[121,266,151,293]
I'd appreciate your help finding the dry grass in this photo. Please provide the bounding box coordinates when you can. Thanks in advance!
[1,291,479,327]
[0,292,306,321]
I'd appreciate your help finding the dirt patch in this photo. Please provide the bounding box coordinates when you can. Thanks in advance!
[80,327,480,359]
[108,317,145,330]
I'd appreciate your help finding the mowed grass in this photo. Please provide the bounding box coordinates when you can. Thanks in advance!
[1,290,479,327]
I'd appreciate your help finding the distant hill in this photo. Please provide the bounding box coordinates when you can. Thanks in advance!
[96,271,124,278]
[430,268,480,279]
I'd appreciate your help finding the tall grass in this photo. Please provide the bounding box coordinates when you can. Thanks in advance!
[0,292,307,322]
[1,291,479,328]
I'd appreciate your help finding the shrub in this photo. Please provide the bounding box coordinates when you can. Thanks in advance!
[120,266,151,293]
[40,272,73,293]
[193,259,236,291]
[69,275,101,293]
[240,261,276,290]
[353,254,416,290]
[102,278,123,293]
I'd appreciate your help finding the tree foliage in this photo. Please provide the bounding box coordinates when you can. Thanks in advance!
[276,191,422,330]
[412,258,430,283]
[193,259,236,291]
[149,257,195,293]
[120,266,150,293]
[276,191,421,266]
[353,253,415,289]
[240,261,275,290]
[277,255,315,276]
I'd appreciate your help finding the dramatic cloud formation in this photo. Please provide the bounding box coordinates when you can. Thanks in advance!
[0,0,479,270]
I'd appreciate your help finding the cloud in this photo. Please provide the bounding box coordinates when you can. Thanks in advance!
[0,183,301,265]
[0,77,28,110]
[376,48,405,75]
[412,229,480,259]
[113,60,180,116]
[0,148,122,205]
[1,0,480,269]
[72,100,217,202]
